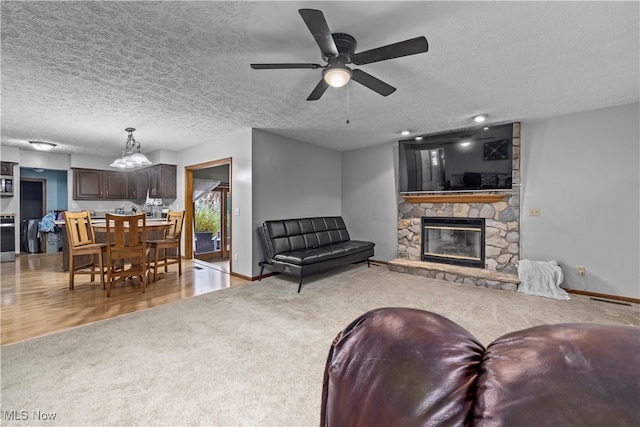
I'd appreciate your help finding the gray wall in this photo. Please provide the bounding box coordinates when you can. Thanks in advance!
[178,128,254,277]
[341,142,399,261]
[520,102,639,298]
[251,129,342,276]
[341,102,639,299]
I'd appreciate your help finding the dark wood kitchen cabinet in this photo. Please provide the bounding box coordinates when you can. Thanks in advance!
[103,171,128,199]
[128,168,150,201]
[74,169,103,199]
[73,168,128,200]
[147,164,176,199]
[73,164,175,201]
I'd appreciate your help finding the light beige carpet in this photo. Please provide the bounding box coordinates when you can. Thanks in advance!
[2,264,638,426]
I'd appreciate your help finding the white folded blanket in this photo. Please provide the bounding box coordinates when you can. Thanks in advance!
[517,259,570,300]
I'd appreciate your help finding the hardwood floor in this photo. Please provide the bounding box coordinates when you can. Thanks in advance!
[0,253,249,345]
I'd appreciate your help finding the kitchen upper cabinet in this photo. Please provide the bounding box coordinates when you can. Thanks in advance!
[103,171,128,199]
[128,169,150,201]
[147,164,176,199]
[74,169,103,199]
[73,169,128,200]
[73,164,175,201]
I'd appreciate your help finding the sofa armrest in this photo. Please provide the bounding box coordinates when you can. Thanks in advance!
[321,308,484,427]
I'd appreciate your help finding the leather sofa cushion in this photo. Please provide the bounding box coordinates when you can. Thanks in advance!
[273,240,374,266]
[265,217,352,256]
[474,322,640,426]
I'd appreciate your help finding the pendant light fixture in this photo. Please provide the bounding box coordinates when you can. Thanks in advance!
[109,127,152,169]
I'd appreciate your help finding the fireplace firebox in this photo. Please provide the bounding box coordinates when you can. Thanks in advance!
[421,217,485,268]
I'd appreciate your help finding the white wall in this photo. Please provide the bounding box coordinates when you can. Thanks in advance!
[251,129,342,276]
[341,142,399,261]
[520,103,639,299]
[178,128,253,278]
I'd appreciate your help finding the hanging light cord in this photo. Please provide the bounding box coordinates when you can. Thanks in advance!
[346,82,350,124]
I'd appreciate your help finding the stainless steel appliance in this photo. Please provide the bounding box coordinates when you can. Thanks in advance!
[0,175,14,197]
[0,214,16,262]
[21,219,41,253]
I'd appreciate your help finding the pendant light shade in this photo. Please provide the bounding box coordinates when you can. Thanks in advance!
[110,128,152,169]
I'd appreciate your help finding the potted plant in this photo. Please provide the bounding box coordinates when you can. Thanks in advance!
[194,204,219,253]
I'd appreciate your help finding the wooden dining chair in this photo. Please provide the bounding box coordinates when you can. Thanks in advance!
[104,213,148,297]
[63,210,107,291]
[147,210,185,282]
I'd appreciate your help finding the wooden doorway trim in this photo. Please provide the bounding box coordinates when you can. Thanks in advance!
[184,158,232,269]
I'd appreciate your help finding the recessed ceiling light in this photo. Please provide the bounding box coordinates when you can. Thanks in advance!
[415,136,423,141]
[460,141,472,147]
[473,114,487,123]
[483,126,490,130]
[29,141,57,151]
[400,130,411,136]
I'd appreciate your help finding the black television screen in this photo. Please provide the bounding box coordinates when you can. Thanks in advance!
[398,123,514,193]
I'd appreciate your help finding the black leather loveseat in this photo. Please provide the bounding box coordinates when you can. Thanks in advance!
[258,216,375,292]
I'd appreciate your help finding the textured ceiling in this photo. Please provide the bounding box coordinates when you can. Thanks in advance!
[1,1,638,158]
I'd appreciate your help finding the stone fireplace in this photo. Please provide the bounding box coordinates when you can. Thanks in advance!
[390,123,521,291]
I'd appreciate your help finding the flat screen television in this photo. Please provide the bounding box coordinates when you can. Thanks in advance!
[398,123,514,193]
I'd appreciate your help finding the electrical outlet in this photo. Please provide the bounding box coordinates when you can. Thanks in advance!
[576,266,585,276]
[529,208,540,216]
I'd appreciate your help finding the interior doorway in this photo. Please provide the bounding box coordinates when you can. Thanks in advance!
[185,158,231,273]
[20,178,46,253]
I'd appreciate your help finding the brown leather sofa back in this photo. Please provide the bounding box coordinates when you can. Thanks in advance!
[321,307,640,426]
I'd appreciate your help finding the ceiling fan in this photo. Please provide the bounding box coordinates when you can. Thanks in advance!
[251,9,429,101]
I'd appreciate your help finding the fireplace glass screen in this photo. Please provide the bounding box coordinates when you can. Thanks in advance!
[421,217,485,268]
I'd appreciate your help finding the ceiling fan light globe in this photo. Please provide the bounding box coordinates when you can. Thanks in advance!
[323,67,351,88]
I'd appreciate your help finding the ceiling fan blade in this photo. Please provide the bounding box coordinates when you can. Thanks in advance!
[299,9,339,58]
[351,69,396,97]
[307,79,329,101]
[251,63,323,70]
[352,36,429,65]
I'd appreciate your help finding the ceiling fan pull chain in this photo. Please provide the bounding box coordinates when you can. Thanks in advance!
[346,82,350,124]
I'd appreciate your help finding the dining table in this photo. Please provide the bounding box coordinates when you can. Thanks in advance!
[91,217,172,282]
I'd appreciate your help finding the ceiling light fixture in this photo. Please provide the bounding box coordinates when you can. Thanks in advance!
[473,114,488,123]
[401,129,412,136]
[323,64,352,88]
[415,136,423,141]
[460,141,472,147]
[109,127,152,169]
[29,141,57,151]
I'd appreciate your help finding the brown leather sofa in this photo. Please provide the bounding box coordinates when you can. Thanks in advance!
[320,307,639,426]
